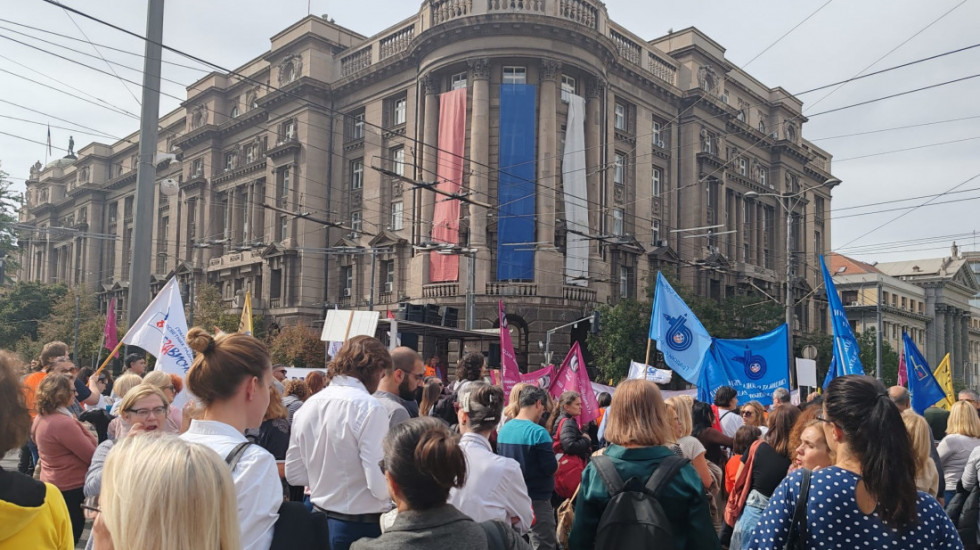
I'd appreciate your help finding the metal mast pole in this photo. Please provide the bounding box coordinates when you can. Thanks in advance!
[126,0,165,339]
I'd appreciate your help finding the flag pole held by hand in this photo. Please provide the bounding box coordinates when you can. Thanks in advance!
[95,341,125,376]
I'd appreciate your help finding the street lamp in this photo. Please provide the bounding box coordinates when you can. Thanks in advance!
[744,177,840,388]
[414,242,478,330]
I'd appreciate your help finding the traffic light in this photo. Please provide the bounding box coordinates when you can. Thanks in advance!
[590,310,600,334]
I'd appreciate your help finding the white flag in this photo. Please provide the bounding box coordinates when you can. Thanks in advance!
[122,278,194,404]
[628,360,673,385]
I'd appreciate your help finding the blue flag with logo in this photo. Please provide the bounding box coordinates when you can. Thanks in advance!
[696,324,790,408]
[650,273,712,384]
[821,255,864,385]
[904,332,946,415]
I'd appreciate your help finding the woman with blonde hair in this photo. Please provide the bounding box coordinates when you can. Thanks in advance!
[938,400,980,504]
[502,382,530,423]
[569,379,719,549]
[739,401,767,435]
[142,370,182,433]
[902,410,940,499]
[665,396,714,492]
[93,433,240,550]
[180,327,281,550]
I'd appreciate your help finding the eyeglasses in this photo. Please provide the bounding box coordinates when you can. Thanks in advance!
[815,415,834,425]
[378,459,387,474]
[399,369,425,382]
[741,411,754,417]
[163,385,176,392]
[81,503,101,514]
[125,406,168,419]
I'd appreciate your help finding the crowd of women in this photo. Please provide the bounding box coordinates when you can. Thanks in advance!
[0,332,972,549]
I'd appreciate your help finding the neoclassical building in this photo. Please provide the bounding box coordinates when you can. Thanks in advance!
[17,1,840,369]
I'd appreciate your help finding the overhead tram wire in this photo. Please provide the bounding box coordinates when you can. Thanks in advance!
[0,98,133,142]
[19,2,975,250]
[809,114,980,141]
[0,67,140,120]
[739,0,834,68]
[60,7,142,108]
[807,74,980,118]
[0,114,123,142]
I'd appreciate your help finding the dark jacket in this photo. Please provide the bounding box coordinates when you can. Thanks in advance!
[555,413,591,459]
[497,419,558,501]
[350,504,529,550]
[568,445,720,550]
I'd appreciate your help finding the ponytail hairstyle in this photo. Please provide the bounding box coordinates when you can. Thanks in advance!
[458,382,504,433]
[418,378,443,417]
[382,417,466,510]
[824,375,917,529]
[186,327,271,407]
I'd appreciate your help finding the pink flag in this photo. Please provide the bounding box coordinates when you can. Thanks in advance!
[499,301,522,401]
[549,341,600,427]
[898,351,908,387]
[104,298,119,358]
[522,365,555,391]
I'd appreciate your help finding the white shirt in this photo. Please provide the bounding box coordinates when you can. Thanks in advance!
[181,420,280,550]
[285,375,390,514]
[718,407,743,438]
[448,432,534,532]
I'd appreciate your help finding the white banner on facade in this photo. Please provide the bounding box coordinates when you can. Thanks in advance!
[562,94,589,286]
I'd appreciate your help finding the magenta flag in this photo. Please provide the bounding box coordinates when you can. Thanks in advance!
[549,341,600,427]
[522,365,555,391]
[499,301,522,401]
[104,298,119,358]
[898,351,908,387]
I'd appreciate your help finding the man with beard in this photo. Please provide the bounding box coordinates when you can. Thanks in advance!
[373,346,425,429]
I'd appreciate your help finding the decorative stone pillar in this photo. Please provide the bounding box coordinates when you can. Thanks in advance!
[536,60,561,294]
[585,77,604,253]
[421,73,440,241]
[467,59,491,300]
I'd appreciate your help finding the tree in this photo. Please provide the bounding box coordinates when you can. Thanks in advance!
[857,327,900,386]
[189,283,266,339]
[17,286,108,368]
[269,325,325,368]
[0,281,67,349]
[0,162,23,282]
[586,299,650,383]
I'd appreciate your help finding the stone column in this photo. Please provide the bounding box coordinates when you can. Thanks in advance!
[467,59,491,300]
[421,73,440,241]
[962,311,971,381]
[585,78,604,254]
[536,60,561,294]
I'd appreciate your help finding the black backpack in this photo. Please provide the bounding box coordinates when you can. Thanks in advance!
[591,454,688,549]
[947,480,980,550]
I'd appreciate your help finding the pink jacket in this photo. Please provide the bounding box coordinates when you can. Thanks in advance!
[32,412,97,491]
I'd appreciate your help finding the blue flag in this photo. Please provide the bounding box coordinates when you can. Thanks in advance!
[650,273,712,384]
[820,255,864,384]
[696,324,790,408]
[904,332,946,415]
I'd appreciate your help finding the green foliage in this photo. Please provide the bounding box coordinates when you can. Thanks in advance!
[16,286,110,368]
[587,299,651,383]
[857,327,900,386]
[0,281,67,350]
[269,325,325,368]
[0,163,21,280]
[190,283,241,334]
[796,332,834,385]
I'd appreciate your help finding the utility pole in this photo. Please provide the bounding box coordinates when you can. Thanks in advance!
[784,198,795,389]
[126,0,165,340]
[876,278,883,382]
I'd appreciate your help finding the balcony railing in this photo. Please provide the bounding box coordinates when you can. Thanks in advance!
[558,0,598,29]
[487,0,546,14]
[487,282,537,296]
[563,286,596,302]
[431,0,473,24]
[423,282,459,298]
[340,47,372,78]
[379,25,415,60]
[609,29,641,65]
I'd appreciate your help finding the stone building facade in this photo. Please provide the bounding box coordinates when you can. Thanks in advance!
[16,1,839,369]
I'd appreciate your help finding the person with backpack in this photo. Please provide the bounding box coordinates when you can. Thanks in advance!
[568,379,719,549]
[352,417,531,550]
[549,391,592,501]
[744,375,961,550]
[180,327,281,550]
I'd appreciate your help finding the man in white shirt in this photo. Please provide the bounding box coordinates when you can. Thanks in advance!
[714,385,743,438]
[373,347,425,429]
[286,335,392,550]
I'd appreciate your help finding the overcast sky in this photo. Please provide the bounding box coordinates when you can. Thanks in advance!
[2,0,978,264]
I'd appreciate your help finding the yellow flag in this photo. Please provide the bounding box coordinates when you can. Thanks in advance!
[238,291,253,336]
[932,353,955,410]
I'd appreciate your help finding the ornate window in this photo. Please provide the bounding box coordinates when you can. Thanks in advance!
[350,159,364,189]
[502,66,526,85]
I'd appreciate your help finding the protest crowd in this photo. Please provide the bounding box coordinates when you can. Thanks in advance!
[0,272,972,549]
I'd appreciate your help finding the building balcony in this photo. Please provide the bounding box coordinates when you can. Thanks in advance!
[486,282,537,297]
[423,282,458,298]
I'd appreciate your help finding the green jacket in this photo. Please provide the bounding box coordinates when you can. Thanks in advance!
[568,444,720,550]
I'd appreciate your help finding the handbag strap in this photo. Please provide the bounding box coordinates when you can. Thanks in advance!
[783,468,812,550]
[224,441,253,471]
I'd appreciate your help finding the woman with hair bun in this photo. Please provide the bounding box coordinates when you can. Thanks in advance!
[352,417,531,550]
[448,382,533,532]
[745,375,961,550]
[179,327,280,550]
